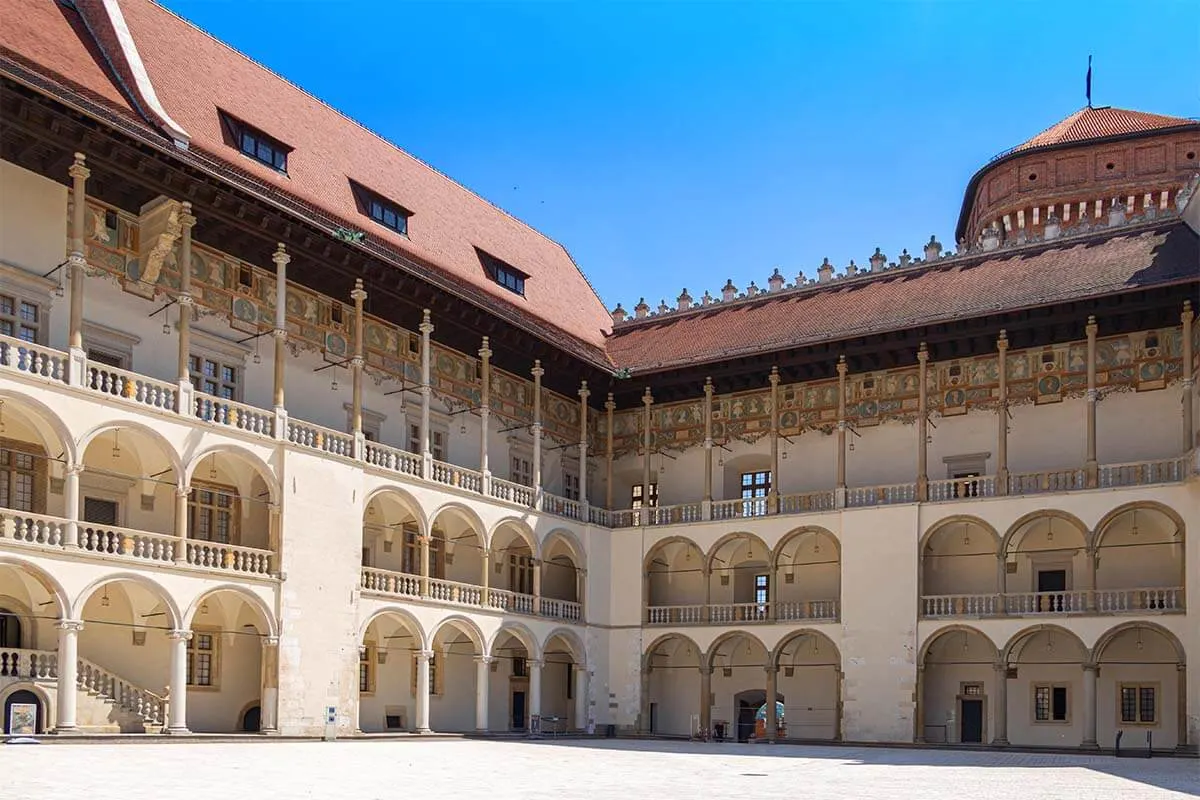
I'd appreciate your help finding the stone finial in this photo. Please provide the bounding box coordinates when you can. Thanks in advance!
[702,290,713,306]
[924,235,942,261]
[634,297,650,319]
[768,267,785,292]
[869,247,886,273]
[1107,200,1127,228]
[746,281,759,297]
[981,224,1001,252]
[898,249,912,268]
[721,279,737,302]
[611,303,627,323]
[657,299,670,315]
[677,288,693,311]
[817,258,834,283]
[845,259,858,277]
[795,270,806,286]
[1043,212,1061,241]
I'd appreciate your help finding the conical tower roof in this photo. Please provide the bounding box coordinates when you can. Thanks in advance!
[1012,106,1195,153]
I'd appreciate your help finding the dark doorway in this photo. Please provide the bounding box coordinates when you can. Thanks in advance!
[736,700,756,742]
[960,699,983,743]
[0,609,20,648]
[1037,570,1066,592]
[648,702,657,734]
[3,690,42,734]
[511,690,526,731]
[241,705,261,732]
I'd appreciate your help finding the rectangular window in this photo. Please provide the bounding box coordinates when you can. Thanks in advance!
[476,248,528,297]
[740,470,770,517]
[189,354,240,400]
[82,497,119,525]
[562,471,580,501]
[223,113,289,173]
[631,483,658,509]
[189,483,239,545]
[511,455,533,487]
[1034,685,1068,722]
[368,198,409,236]
[359,644,375,694]
[0,295,40,343]
[509,553,534,595]
[407,422,445,461]
[1120,684,1157,724]
[754,574,769,606]
[187,631,217,687]
[513,656,527,678]
[0,445,39,512]
[566,663,574,700]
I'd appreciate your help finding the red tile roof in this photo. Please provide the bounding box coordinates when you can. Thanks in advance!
[1012,106,1196,153]
[606,222,1199,373]
[1,0,613,363]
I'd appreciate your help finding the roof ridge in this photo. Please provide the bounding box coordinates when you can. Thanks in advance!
[139,0,586,259]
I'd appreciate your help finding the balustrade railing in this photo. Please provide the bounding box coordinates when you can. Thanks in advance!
[709,602,771,624]
[779,490,837,514]
[186,540,272,575]
[646,604,706,625]
[648,503,703,525]
[362,441,423,478]
[921,593,1002,618]
[922,588,1185,617]
[194,395,274,436]
[0,648,57,679]
[360,567,422,598]
[431,460,482,493]
[428,577,483,607]
[287,420,354,458]
[542,494,583,520]
[0,510,68,547]
[1098,457,1189,488]
[609,509,639,528]
[0,333,67,381]
[539,597,583,622]
[927,476,996,502]
[1007,468,1084,495]
[1004,590,1090,615]
[711,498,768,520]
[77,523,178,564]
[85,361,177,412]
[774,599,840,621]
[1093,586,1183,612]
[77,657,165,726]
[847,482,917,508]
[587,506,611,526]
[489,476,533,506]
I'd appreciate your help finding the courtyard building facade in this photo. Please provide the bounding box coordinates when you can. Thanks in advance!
[0,0,1196,753]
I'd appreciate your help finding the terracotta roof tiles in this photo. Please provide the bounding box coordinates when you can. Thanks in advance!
[1012,106,1196,154]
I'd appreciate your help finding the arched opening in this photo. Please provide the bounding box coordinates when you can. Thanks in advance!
[643,633,700,737]
[0,560,66,689]
[645,538,705,624]
[183,449,276,574]
[919,626,999,745]
[775,630,841,741]
[921,517,1002,617]
[78,425,180,557]
[1094,504,1185,612]
[3,688,45,733]
[1095,623,1185,750]
[0,394,71,527]
[183,588,274,733]
[708,631,770,742]
[361,489,424,598]
[240,704,261,732]
[774,527,840,622]
[76,577,178,733]
[541,532,583,622]
[1003,513,1089,614]
[707,534,771,623]
[428,618,483,732]
[1003,626,1089,748]
[429,506,486,606]
[490,520,537,613]
[542,631,586,732]
[358,610,423,733]
[488,625,537,732]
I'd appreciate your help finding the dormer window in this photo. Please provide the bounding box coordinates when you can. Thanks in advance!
[475,248,527,297]
[219,112,290,173]
[350,180,411,237]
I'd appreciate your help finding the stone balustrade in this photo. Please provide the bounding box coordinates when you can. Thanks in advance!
[927,476,996,501]
[287,419,354,458]
[0,333,67,381]
[77,657,165,726]
[0,647,57,679]
[921,587,1185,618]
[646,599,839,626]
[489,476,534,507]
[195,395,275,437]
[360,566,421,598]
[78,522,178,564]
[360,567,581,623]
[185,540,273,575]
[86,360,177,412]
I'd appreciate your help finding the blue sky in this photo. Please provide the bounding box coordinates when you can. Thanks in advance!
[162,1,1198,310]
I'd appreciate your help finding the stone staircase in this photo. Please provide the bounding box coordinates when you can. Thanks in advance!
[0,648,166,733]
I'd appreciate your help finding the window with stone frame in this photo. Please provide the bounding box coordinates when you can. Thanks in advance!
[740,470,770,516]
[345,404,385,443]
[511,452,533,487]
[509,552,535,595]
[407,421,446,461]
[562,469,580,501]
[359,643,376,694]
[1033,684,1069,722]
[0,439,45,513]
[189,354,241,400]
[0,294,40,343]
[189,482,240,545]
[82,321,140,371]
[187,630,219,687]
[1119,684,1157,725]
[631,482,658,509]
[412,652,444,696]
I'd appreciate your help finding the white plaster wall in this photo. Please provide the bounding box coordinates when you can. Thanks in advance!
[0,162,66,284]
[778,664,839,740]
[428,649,474,731]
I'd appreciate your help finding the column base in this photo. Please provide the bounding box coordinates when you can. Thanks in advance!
[990,737,1009,746]
[1080,739,1099,750]
[416,727,432,735]
[50,725,79,735]
[163,726,191,735]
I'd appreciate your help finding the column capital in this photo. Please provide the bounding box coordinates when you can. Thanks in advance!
[1182,299,1194,322]
[419,308,433,335]
[416,649,434,662]
[578,380,590,401]
[69,153,90,181]
[763,664,778,675]
[768,365,779,387]
[993,661,1008,673]
[917,342,928,363]
[350,278,367,303]
[698,665,713,676]
[605,393,615,412]
[175,483,191,498]
[474,655,494,665]
[271,328,288,341]
[836,354,847,377]
[272,242,290,267]
[531,359,544,380]
[478,336,492,360]
[1082,661,1099,672]
[55,619,85,632]
[66,463,84,477]
[168,629,194,642]
[262,636,280,648]
[179,206,196,231]
[642,387,653,406]
[527,658,544,669]
[997,328,1009,351]
[1085,315,1098,336]
[704,376,713,396]
[177,293,194,307]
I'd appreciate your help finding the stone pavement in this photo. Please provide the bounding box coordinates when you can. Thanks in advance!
[3,739,1197,799]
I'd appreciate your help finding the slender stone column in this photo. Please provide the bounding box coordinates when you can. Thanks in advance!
[991,662,1009,745]
[480,550,490,607]
[1084,316,1099,487]
[640,663,652,733]
[578,381,590,507]
[917,343,929,501]
[699,666,712,734]
[532,558,542,615]
[531,361,544,508]
[641,387,653,524]
[54,619,83,732]
[1177,663,1188,752]
[166,629,192,734]
[836,356,848,507]
[260,636,280,733]
[67,154,90,386]
[1081,662,1099,748]
[474,656,491,731]
[174,484,190,565]
[528,658,543,722]
[996,330,1009,495]
[415,650,432,733]
[176,203,196,411]
[604,393,615,510]
[703,564,712,623]
[479,338,492,488]
[913,665,925,743]
[1182,302,1195,452]
[996,553,1007,605]
[573,665,588,730]
[702,377,714,518]
[63,465,81,549]
[271,244,290,412]
[419,309,433,476]
[418,534,431,597]
[765,664,778,742]
[768,367,780,514]
[350,279,367,452]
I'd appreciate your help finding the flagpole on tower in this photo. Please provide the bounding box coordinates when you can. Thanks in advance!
[1086,55,1093,108]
